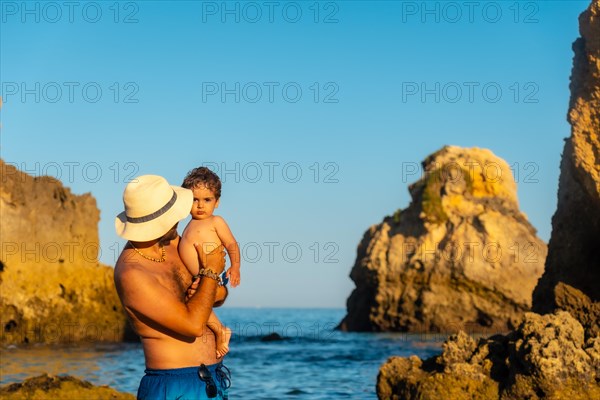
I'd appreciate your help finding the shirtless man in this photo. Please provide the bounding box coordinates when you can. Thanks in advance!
[114,175,231,399]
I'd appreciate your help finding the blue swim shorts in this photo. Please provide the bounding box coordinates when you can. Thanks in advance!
[137,362,230,400]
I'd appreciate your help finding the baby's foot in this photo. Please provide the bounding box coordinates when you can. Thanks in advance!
[215,327,232,358]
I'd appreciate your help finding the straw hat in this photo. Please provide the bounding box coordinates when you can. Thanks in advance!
[115,175,193,241]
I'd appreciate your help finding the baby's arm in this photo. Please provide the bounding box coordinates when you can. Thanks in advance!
[213,216,241,287]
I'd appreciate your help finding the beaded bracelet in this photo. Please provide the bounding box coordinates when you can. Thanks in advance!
[194,268,224,286]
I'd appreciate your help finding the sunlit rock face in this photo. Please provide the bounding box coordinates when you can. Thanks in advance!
[532,0,600,321]
[1,160,130,344]
[339,146,546,333]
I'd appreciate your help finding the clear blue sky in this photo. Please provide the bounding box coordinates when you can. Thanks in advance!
[1,0,589,307]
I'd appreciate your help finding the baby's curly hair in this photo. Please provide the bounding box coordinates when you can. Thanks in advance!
[181,167,222,199]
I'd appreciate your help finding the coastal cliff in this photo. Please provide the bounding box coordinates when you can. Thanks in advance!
[0,160,130,344]
[375,1,600,398]
[532,0,600,332]
[339,146,546,333]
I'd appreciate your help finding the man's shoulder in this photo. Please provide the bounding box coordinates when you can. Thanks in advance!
[115,251,150,283]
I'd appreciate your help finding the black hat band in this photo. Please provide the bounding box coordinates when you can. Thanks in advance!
[126,191,178,223]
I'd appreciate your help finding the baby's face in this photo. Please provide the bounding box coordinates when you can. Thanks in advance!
[190,185,219,220]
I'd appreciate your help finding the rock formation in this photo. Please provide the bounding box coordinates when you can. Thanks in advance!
[375,1,600,398]
[0,160,131,344]
[339,146,546,333]
[532,0,600,319]
[377,311,600,400]
[0,374,134,400]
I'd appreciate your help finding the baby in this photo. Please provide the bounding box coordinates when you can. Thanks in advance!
[179,167,241,358]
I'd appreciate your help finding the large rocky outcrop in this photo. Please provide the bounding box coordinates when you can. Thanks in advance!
[377,311,600,400]
[0,160,130,344]
[339,146,546,333]
[532,0,600,317]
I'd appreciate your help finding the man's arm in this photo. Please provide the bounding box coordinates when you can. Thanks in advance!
[116,246,225,338]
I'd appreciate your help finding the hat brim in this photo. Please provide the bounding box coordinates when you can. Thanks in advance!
[115,186,193,242]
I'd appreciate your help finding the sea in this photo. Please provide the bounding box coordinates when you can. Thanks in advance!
[0,308,446,399]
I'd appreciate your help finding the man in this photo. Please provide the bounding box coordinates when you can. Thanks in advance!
[114,175,230,399]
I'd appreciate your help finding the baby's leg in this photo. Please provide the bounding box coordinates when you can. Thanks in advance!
[207,311,232,358]
[178,236,200,276]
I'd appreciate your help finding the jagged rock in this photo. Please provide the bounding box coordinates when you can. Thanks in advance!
[0,160,132,344]
[532,0,600,318]
[552,282,600,340]
[377,311,600,400]
[0,374,134,399]
[339,146,546,333]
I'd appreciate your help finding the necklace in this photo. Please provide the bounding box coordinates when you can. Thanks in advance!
[129,242,166,262]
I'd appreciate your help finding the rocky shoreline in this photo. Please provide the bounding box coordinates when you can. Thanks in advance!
[373,0,600,398]
[378,307,599,399]
[0,374,134,400]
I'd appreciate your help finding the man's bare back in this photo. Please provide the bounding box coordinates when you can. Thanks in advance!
[114,235,221,369]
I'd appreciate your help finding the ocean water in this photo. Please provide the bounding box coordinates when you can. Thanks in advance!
[1,308,445,399]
